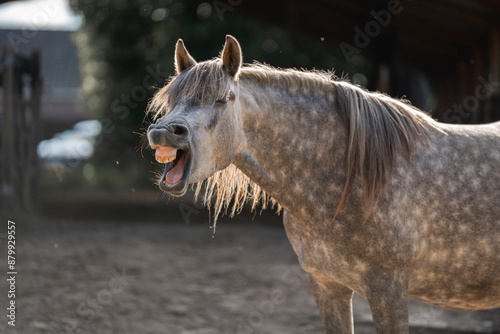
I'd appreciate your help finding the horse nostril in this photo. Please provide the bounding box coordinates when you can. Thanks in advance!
[174,127,186,136]
[167,124,188,137]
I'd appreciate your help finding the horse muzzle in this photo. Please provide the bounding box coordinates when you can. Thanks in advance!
[147,122,190,149]
[147,122,193,196]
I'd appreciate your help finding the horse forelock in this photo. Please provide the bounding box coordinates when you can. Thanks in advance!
[147,59,231,119]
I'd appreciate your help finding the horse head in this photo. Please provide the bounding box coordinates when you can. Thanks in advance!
[147,35,244,196]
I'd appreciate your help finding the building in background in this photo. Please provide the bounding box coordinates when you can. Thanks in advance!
[0,0,84,207]
[0,0,83,139]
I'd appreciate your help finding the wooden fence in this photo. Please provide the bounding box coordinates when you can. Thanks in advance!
[1,46,42,210]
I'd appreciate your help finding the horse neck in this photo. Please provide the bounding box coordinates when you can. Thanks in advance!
[233,79,347,220]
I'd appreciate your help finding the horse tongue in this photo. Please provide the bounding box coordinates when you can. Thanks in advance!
[166,152,186,185]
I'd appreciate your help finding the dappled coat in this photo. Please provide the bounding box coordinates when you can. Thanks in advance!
[147,36,500,334]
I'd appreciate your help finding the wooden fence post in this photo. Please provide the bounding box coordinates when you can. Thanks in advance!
[1,46,17,205]
[1,46,42,210]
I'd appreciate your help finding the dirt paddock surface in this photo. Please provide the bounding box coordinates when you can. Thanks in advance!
[1,192,499,334]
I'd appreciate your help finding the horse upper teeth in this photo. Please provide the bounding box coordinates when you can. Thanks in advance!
[156,155,175,164]
[155,147,178,164]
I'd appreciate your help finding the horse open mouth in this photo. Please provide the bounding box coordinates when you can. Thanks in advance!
[155,146,191,193]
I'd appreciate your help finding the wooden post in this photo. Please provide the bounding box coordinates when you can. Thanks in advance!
[1,46,42,210]
[1,46,17,205]
[20,50,42,209]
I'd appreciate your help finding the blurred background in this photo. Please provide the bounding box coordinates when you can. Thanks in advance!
[0,0,499,333]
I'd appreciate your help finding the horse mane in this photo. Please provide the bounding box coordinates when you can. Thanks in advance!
[194,164,281,226]
[333,81,437,216]
[148,61,438,223]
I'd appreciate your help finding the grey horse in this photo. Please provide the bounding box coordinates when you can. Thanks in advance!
[147,35,500,333]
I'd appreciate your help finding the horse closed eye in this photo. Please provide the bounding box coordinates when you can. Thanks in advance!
[215,99,227,105]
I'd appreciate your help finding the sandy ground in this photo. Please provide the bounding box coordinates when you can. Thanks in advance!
[0,191,499,334]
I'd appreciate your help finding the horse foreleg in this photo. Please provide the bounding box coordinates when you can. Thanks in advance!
[364,270,409,334]
[309,276,354,334]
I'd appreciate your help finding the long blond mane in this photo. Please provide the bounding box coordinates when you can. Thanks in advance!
[148,61,438,224]
[194,165,281,226]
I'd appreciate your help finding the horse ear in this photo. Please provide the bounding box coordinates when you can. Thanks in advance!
[175,39,197,74]
[221,35,242,79]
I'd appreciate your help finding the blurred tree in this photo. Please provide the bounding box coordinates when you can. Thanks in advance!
[70,0,359,188]
[70,0,184,188]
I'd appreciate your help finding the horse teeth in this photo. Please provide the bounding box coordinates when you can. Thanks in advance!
[156,156,175,164]
[155,147,178,164]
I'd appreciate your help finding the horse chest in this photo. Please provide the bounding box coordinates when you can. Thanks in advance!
[282,211,371,288]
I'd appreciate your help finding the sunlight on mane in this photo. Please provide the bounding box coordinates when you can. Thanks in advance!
[147,58,230,119]
[194,164,281,228]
